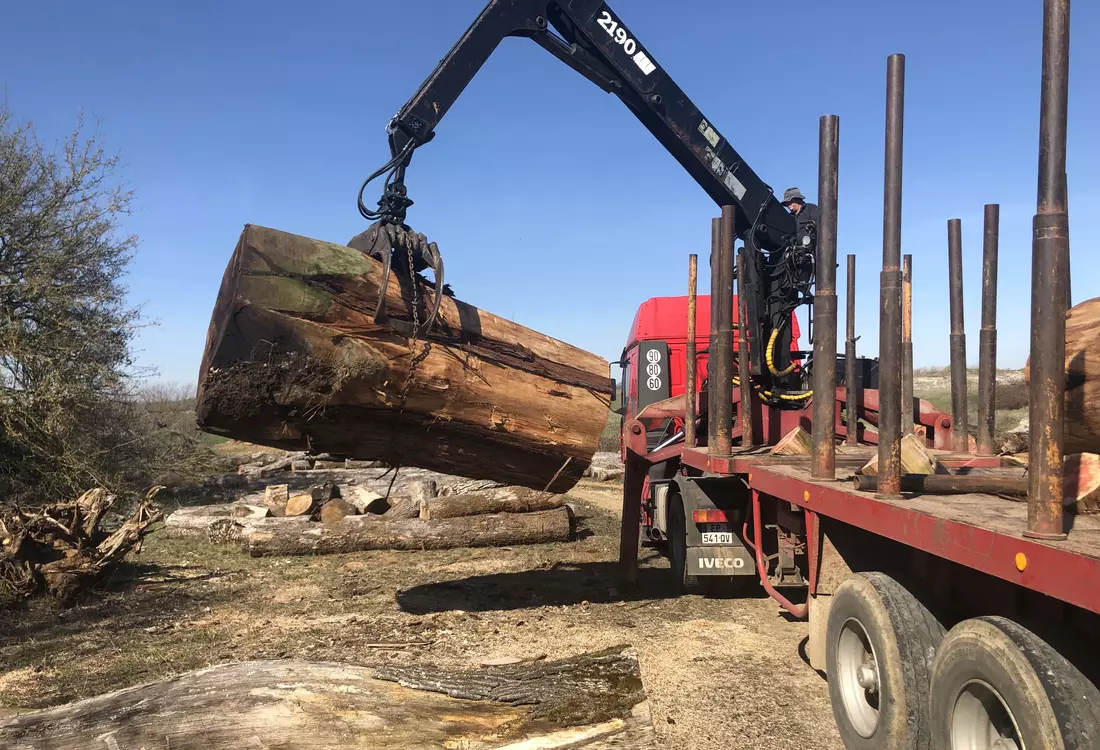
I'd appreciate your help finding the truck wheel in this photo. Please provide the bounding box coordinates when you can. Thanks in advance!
[826,572,944,750]
[929,617,1100,750]
[667,493,705,595]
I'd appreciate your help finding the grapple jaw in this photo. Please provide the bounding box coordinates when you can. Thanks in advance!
[348,221,447,339]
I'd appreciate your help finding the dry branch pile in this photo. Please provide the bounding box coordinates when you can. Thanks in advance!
[0,488,162,602]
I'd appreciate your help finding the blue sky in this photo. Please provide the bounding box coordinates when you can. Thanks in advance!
[6,0,1098,384]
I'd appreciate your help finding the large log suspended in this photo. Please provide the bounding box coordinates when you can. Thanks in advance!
[1024,297,1100,455]
[196,225,612,493]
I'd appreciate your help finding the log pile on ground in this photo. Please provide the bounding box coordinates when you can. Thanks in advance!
[195,225,612,493]
[166,480,576,556]
[583,451,625,482]
[0,488,162,602]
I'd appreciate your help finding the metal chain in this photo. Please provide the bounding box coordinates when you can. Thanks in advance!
[385,233,434,500]
[397,232,431,415]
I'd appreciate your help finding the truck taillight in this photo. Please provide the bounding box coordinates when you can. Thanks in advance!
[692,509,729,524]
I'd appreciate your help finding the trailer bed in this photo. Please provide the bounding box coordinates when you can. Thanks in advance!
[678,447,1100,615]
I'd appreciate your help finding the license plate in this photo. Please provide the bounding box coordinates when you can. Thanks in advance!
[703,523,730,533]
[702,532,733,544]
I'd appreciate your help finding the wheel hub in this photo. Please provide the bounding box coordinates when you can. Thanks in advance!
[856,664,879,692]
[837,618,881,738]
[950,679,1023,750]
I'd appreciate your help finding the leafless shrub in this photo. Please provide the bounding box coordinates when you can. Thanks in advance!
[0,101,213,505]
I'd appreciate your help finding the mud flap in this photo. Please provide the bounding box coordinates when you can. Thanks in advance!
[687,546,756,576]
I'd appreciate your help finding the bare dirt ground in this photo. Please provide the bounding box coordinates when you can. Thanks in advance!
[0,477,842,749]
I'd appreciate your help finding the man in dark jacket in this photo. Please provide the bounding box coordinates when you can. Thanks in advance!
[782,187,819,240]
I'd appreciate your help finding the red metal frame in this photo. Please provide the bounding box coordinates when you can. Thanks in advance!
[751,488,820,618]
[745,466,1100,616]
[634,385,956,455]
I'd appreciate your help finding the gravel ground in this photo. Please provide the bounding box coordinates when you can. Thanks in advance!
[0,478,843,749]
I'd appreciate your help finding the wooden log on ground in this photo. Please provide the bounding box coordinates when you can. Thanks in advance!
[772,426,812,456]
[0,654,657,749]
[859,433,944,476]
[263,484,289,516]
[195,225,612,493]
[419,487,564,520]
[245,506,574,557]
[284,493,318,517]
[165,504,270,541]
[320,498,358,524]
[342,485,388,514]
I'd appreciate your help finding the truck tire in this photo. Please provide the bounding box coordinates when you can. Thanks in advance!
[826,572,944,750]
[667,493,706,595]
[929,617,1100,750]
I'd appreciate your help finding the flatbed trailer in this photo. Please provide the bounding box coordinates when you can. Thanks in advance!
[613,2,1099,747]
[619,401,1100,750]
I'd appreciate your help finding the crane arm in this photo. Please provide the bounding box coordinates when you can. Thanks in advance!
[375,0,795,251]
[358,0,812,387]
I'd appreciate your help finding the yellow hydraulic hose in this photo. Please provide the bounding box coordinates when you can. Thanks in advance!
[766,326,799,378]
[733,376,813,402]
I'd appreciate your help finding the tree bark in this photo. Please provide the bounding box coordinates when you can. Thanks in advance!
[244,506,574,557]
[164,504,270,542]
[1024,297,1100,455]
[195,225,611,493]
[0,655,656,749]
[419,487,563,520]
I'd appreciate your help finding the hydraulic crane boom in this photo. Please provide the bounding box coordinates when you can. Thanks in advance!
[357,0,814,391]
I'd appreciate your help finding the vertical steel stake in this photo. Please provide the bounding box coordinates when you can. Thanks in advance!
[737,250,755,448]
[812,115,839,478]
[901,255,914,435]
[1027,0,1070,540]
[947,219,969,454]
[845,255,859,446]
[685,254,699,448]
[977,205,1000,456]
[707,218,721,450]
[711,207,736,456]
[877,53,906,497]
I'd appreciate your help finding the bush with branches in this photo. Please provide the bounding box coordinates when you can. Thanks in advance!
[0,101,215,504]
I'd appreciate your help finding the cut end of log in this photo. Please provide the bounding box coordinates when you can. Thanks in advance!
[859,433,944,476]
[320,499,358,524]
[772,426,812,456]
[285,494,318,517]
[1065,453,1100,514]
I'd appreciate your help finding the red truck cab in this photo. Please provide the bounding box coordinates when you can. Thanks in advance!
[618,295,801,455]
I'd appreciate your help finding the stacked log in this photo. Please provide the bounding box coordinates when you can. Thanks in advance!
[164,481,577,556]
[196,225,612,493]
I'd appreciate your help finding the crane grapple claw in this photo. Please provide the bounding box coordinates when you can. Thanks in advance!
[347,220,448,338]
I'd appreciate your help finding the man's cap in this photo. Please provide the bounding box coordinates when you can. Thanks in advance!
[782,187,805,205]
